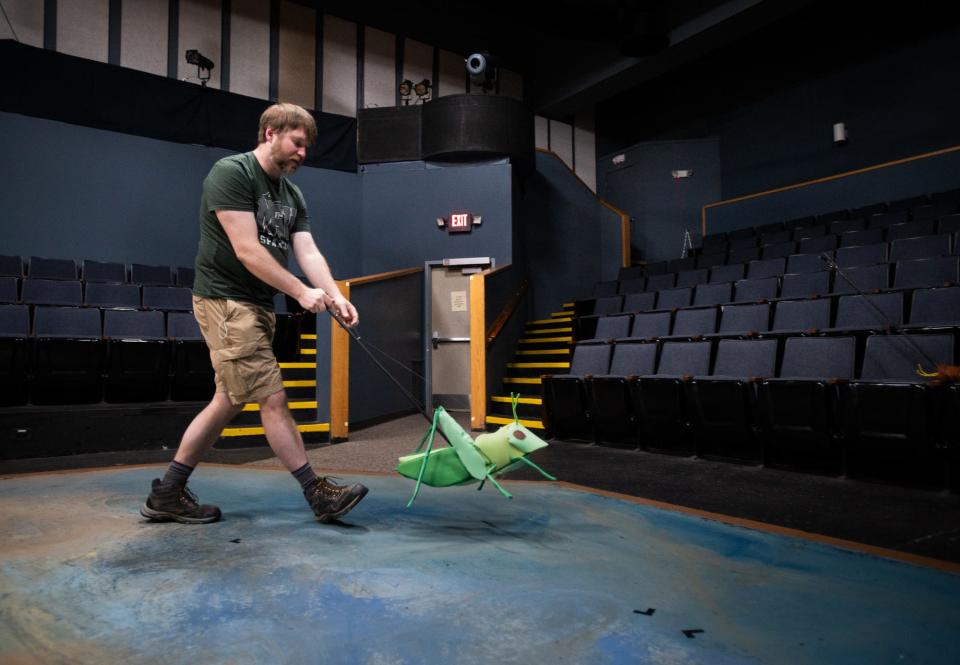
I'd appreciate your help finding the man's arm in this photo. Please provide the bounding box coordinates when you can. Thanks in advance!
[216,210,329,313]
[292,231,359,326]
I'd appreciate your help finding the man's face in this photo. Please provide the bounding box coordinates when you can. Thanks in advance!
[268,127,308,175]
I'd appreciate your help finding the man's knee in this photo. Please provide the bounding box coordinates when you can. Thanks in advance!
[258,389,289,414]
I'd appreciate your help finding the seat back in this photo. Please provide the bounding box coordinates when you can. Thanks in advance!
[593,280,619,297]
[718,303,770,335]
[656,341,711,375]
[834,292,903,329]
[176,267,196,288]
[609,342,657,376]
[886,220,936,241]
[889,235,951,262]
[786,252,829,274]
[644,273,676,292]
[618,277,646,294]
[771,298,831,332]
[839,229,883,247]
[570,343,612,375]
[594,315,631,339]
[168,311,203,339]
[860,334,953,381]
[84,282,141,308]
[893,257,959,289]
[693,281,733,307]
[708,263,745,284]
[34,306,102,338]
[655,287,692,310]
[29,256,77,280]
[734,277,778,302]
[104,309,166,340]
[780,272,830,299]
[82,259,126,283]
[798,234,839,254]
[0,304,30,337]
[908,287,960,327]
[131,263,174,286]
[0,255,23,277]
[0,276,17,303]
[830,263,889,293]
[671,307,717,337]
[591,295,623,316]
[622,292,656,313]
[142,286,193,311]
[835,243,888,268]
[630,311,671,339]
[779,336,856,379]
[21,278,83,306]
[713,338,777,377]
[675,268,708,288]
[747,258,785,280]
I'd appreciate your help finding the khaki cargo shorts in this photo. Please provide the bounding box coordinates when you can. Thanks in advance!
[192,295,285,405]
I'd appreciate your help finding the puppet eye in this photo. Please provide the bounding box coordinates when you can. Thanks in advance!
[513,430,526,440]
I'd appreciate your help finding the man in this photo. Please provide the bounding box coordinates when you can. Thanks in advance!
[141,103,367,524]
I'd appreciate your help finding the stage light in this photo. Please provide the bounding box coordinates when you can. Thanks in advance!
[413,78,432,103]
[466,52,497,93]
[185,49,214,87]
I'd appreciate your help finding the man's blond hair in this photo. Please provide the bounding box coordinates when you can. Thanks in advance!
[257,103,317,145]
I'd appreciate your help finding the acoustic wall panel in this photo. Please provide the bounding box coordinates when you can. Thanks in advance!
[0,0,44,46]
[178,0,221,89]
[550,119,573,169]
[278,0,315,109]
[362,26,394,110]
[437,48,465,98]
[535,115,549,150]
[575,109,597,192]
[121,0,168,77]
[498,68,523,101]
[58,0,109,63]
[402,38,433,105]
[321,15,356,117]
[230,0,270,100]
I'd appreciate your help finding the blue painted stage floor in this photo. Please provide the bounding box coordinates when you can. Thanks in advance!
[1,466,958,664]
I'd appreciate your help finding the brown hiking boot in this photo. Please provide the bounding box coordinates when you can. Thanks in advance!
[304,476,368,523]
[140,479,222,524]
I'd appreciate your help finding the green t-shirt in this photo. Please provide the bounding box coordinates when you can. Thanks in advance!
[193,151,311,308]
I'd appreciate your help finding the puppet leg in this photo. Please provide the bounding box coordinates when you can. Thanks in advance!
[484,472,513,499]
[514,456,557,480]
[407,409,441,507]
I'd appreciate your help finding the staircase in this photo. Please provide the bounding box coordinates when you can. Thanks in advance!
[215,328,330,448]
[485,302,575,431]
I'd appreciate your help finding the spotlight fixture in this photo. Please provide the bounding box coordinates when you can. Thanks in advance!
[413,78,432,103]
[185,49,214,87]
[399,79,413,105]
[466,52,496,93]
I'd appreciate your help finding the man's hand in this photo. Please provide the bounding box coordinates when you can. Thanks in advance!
[329,295,359,328]
[297,287,330,313]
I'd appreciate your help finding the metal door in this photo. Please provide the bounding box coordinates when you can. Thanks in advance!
[424,257,492,411]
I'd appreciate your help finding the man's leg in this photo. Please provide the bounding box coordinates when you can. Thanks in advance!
[259,388,368,522]
[141,392,242,524]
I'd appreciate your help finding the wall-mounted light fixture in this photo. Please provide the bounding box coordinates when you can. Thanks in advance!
[833,122,848,146]
[185,49,214,87]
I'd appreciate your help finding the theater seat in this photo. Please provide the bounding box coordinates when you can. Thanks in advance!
[104,309,170,403]
[587,341,658,447]
[32,306,103,405]
[0,304,30,405]
[168,311,215,401]
[542,341,612,441]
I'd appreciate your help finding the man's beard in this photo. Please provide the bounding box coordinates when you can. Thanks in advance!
[271,144,301,175]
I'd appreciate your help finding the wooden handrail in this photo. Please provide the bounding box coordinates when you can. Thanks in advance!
[536,147,631,268]
[700,143,960,236]
[329,267,423,440]
[344,266,422,286]
[469,273,486,430]
[486,280,528,348]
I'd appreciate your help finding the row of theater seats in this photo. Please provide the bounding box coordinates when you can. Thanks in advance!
[579,286,959,342]
[0,255,194,286]
[581,258,959,325]
[542,332,957,488]
[0,278,295,313]
[608,226,960,282]
[0,303,302,406]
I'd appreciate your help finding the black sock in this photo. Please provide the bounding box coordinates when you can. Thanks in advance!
[292,462,317,491]
[162,460,194,486]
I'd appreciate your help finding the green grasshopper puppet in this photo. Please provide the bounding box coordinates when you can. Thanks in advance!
[395,395,556,507]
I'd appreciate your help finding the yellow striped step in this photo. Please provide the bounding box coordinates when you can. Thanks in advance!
[283,380,317,388]
[524,327,572,334]
[300,334,317,340]
[519,336,573,344]
[485,415,543,429]
[491,395,542,405]
[300,348,317,355]
[222,422,330,437]
[516,348,570,355]
[528,317,572,325]
[242,401,318,412]
[507,362,570,369]
[279,362,317,369]
[504,377,542,385]
[550,311,568,317]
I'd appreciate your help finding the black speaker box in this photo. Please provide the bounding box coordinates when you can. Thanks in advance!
[356,105,422,164]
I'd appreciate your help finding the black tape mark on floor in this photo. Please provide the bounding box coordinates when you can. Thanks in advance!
[682,629,704,639]
[633,608,656,616]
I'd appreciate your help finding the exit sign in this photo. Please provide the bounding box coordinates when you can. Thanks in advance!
[449,213,471,232]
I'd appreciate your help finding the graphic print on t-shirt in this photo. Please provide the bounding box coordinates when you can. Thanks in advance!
[256,193,296,250]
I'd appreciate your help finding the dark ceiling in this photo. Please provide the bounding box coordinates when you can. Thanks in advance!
[303,0,959,135]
